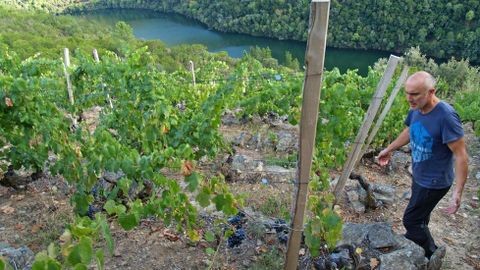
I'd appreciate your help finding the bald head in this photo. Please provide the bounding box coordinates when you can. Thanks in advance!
[404,71,440,112]
[406,71,436,92]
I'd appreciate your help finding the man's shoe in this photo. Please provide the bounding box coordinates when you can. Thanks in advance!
[427,246,446,270]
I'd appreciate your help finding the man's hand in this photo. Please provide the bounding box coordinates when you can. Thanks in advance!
[444,191,461,214]
[376,148,392,166]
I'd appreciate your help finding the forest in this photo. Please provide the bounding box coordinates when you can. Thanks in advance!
[3,0,479,62]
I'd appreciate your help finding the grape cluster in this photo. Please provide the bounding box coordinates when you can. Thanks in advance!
[227,211,247,248]
[269,219,289,244]
[85,205,100,219]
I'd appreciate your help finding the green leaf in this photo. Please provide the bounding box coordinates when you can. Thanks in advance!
[46,260,61,270]
[103,200,117,215]
[32,260,60,270]
[73,264,88,270]
[67,247,82,266]
[213,193,237,215]
[47,243,57,259]
[72,193,93,215]
[118,177,132,196]
[67,237,93,266]
[213,194,226,211]
[0,258,5,270]
[118,213,139,231]
[204,231,215,242]
[78,237,93,264]
[185,172,200,192]
[32,251,61,270]
[96,213,114,255]
[104,200,126,216]
[196,189,210,208]
[96,250,105,270]
[205,248,215,256]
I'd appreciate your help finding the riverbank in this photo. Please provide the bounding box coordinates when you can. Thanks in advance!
[64,0,479,63]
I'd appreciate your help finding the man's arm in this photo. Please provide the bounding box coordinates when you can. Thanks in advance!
[444,137,468,214]
[377,127,410,166]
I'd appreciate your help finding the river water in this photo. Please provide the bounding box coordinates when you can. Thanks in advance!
[81,9,391,75]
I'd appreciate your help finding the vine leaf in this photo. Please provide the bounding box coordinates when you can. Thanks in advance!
[185,172,200,192]
[196,189,210,207]
[67,237,93,266]
[204,231,215,242]
[118,213,139,231]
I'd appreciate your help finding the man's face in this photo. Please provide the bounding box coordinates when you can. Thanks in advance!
[404,81,432,110]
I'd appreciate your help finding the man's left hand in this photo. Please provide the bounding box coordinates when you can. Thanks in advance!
[444,192,461,214]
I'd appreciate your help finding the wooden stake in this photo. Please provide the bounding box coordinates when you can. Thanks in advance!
[284,1,330,269]
[333,55,400,200]
[92,48,100,62]
[93,49,113,109]
[63,48,74,106]
[189,60,196,87]
[358,65,409,163]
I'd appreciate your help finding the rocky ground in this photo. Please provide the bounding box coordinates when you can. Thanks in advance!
[0,115,479,270]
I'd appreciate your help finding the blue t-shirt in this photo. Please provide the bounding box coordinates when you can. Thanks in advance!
[404,101,464,189]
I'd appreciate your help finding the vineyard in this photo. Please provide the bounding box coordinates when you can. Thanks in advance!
[0,43,410,268]
[0,13,480,269]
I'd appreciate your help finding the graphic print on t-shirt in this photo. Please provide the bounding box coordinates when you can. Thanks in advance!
[410,121,433,163]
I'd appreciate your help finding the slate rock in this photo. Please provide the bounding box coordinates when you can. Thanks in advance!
[390,151,411,171]
[378,235,427,270]
[338,223,428,270]
[339,223,398,249]
[0,245,35,270]
[276,131,297,153]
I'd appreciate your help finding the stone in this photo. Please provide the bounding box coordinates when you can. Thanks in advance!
[221,110,241,125]
[338,223,428,270]
[378,235,427,270]
[401,191,412,201]
[275,131,297,153]
[103,171,125,183]
[232,131,250,147]
[231,155,248,172]
[351,201,366,213]
[0,245,35,270]
[390,151,411,171]
[339,223,398,249]
[251,134,263,149]
[372,184,396,205]
[346,190,359,203]
[225,154,295,183]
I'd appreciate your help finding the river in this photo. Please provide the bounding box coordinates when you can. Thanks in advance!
[81,9,391,75]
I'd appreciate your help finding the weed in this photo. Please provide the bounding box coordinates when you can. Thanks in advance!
[250,248,284,270]
[258,195,291,221]
[246,221,266,239]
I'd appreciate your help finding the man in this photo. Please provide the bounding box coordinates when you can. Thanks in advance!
[377,71,468,265]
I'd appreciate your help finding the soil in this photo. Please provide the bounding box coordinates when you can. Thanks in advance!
[0,122,479,270]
